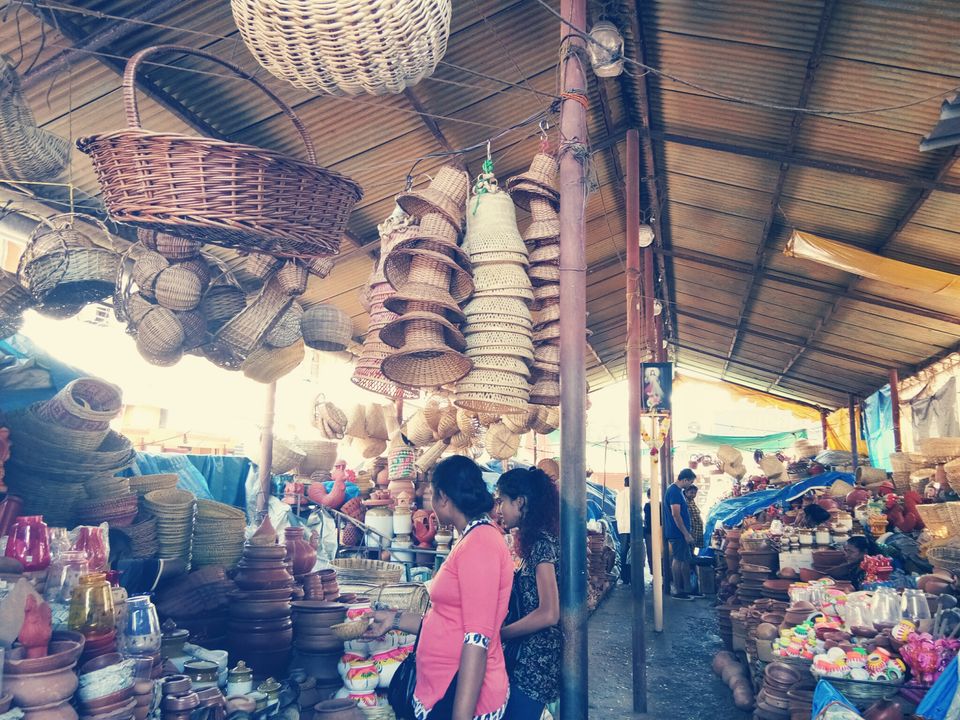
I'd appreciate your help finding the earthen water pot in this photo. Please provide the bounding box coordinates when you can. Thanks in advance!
[6,662,79,706]
[863,700,904,720]
[21,699,78,720]
[5,636,85,674]
[313,698,364,720]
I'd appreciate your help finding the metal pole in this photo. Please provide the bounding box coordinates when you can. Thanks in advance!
[889,369,903,452]
[558,0,588,715]
[649,415,664,632]
[820,408,830,450]
[625,127,647,712]
[257,381,277,516]
[849,394,859,473]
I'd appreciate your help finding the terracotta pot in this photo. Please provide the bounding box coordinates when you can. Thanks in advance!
[295,650,340,681]
[284,528,318,577]
[0,693,11,713]
[296,635,343,653]
[6,663,79,706]
[313,698,364,720]
[21,700,78,720]
[229,599,292,620]
[80,685,134,713]
[233,565,294,590]
[5,637,85,675]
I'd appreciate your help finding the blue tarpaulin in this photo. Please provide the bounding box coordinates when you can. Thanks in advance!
[682,429,808,452]
[700,471,854,553]
[122,453,257,508]
[0,333,85,411]
[862,386,895,473]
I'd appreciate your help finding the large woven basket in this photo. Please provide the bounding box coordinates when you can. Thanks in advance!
[77,45,363,259]
[231,0,452,96]
[339,582,430,614]
[332,557,404,585]
[35,377,122,431]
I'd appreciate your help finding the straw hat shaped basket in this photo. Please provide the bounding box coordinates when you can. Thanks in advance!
[77,45,363,259]
[35,377,122,431]
[18,214,120,311]
[231,0,452,96]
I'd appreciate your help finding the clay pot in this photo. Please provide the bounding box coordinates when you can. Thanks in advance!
[863,701,904,720]
[313,698,364,720]
[6,663,79,706]
[295,650,340,681]
[226,697,256,714]
[0,693,11,713]
[80,685,134,713]
[228,597,292,620]
[21,700,78,720]
[162,676,192,697]
[233,565,294,590]
[243,544,287,560]
[296,634,343,653]
[79,652,124,675]
[5,636,85,675]
[284,528,318,577]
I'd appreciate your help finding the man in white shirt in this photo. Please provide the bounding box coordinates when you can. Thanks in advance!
[615,476,631,584]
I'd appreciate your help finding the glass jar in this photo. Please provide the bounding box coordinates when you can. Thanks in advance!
[44,550,89,604]
[72,526,107,572]
[871,587,902,630]
[121,595,161,656]
[4,516,50,571]
[68,572,115,637]
[902,588,932,628]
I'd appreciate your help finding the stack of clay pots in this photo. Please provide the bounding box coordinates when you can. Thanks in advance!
[5,630,85,720]
[228,520,295,678]
[454,167,534,417]
[508,153,560,406]
[291,601,347,698]
[351,207,420,400]
[380,167,474,389]
[124,235,212,366]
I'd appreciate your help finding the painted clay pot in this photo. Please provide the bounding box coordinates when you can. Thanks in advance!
[338,653,366,680]
[348,690,377,708]
[343,660,378,692]
[372,649,403,688]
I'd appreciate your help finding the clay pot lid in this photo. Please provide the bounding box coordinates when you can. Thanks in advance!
[766,662,802,685]
[764,579,792,591]
[291,600,347,613]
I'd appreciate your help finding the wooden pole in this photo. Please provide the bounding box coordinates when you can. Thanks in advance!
[649,416,664,632]
[558,0,589,716]
[889,369,902,452]
[625,127,648,711]
[820,408,830,450]
[849,394,859,472]
[256,381,277,516]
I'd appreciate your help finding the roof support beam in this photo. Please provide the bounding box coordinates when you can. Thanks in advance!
[637,129,960,195]
[722,0,838,377]
[402,87,466,171]
[22,3,227,141]
[22,0,182,91]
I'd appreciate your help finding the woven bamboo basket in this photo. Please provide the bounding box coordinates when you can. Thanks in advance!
[927,542,960,575]
[35,378,122,431]
[137,307,185,356]
[271,437,307,475]
[5,404,110,453]
[231,0,452,96]
[308,256,336,279]
[916,503,957,543]
[78,45,362,259]
[265,302,303,348]
[338,582,430,614]
[332,558,404,585]
[176,310,208,350]
[128,474,179,496]
[313,398,348,440]
[0,54,70,182]
[276,259,308,296]
[918,437,960,464]
[300,440,339,475]
[138,228,201,261]
[205,277,293,367]
[154,266,205,312]
[246,252,281,280]
[242,340,305,383]
[302,303,353,351]
[200,284,247,332]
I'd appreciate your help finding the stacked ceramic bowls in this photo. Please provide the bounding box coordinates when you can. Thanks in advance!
[4,630,85,720]
[228,540,295,678]
[191,500,245,569]
[291,601,346,696]
[142,489,197,566]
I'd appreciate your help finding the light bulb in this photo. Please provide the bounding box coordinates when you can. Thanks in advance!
[588,21,625,78]
[653,299,663,316]
[637,224,654,248]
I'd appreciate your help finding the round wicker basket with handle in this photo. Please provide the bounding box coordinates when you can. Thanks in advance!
[301,303,353,352]
[231,0,452,96]
[77,45,363,259]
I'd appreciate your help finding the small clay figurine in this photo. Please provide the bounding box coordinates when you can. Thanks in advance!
[19,594,52,658]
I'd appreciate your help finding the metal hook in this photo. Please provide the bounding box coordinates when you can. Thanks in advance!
[404,175,414,191]
[486,140,492,162]
[539,120,550,139]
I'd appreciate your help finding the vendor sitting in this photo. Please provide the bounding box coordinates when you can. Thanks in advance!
[796,503,831,528]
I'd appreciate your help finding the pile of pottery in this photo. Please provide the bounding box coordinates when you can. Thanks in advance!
[285,526,319,580]
[454,166,533,417]
[586,529,614,610]
[191,500,245,569]
[131,680,156,720]
[755,661,808,720]
[228,520,296,678]
[507,152,560,406]
[738,560,775,605]
[291,601,347,698]
[335,628,414,713]
[302,568,340,601]
[142,489,197,566]
[76,654,137,720]
[160,674,226,720]
[5,630,85,720]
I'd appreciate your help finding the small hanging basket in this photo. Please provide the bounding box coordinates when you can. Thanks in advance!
[276,259,308,296]
[301,303,353,351]
[77,45,363,259]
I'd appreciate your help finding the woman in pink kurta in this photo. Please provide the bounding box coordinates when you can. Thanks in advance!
[365,456,513,720]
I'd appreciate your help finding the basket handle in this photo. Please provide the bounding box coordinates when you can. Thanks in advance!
[122,45,318,165]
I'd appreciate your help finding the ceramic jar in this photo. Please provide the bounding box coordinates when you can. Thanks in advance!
[68,573,115,638]
[284,527,318,577]
[798,529,813,546]
[372,649,403,688]
[815,527,831,545]
[365,506,393,549]
[392,535,413,563]
[44,551,90,604]
[337,652,366,680]
[183,660,219,690]
[121,596,161,656]
[5,515,51,571]
[347,690,377,708]
[226,661,253,696]
[393,508,412,536]
[343,660,378,692]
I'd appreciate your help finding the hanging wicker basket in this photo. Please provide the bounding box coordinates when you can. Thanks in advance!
[302,303,353,351]
[77,45,363,259]
[231,0,453,96]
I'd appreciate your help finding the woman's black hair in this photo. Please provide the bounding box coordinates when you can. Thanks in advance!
[432,455,494,518]
[803,503,831,525]
[497,467,559,559]
[846,535,873,555]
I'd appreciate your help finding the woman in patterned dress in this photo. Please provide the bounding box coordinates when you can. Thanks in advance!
[364,456,513,720]
[496,467,562,719]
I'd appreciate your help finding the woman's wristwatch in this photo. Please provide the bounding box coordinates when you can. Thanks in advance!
[391,610,404,632]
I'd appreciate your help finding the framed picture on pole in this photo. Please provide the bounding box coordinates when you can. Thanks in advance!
[641,362,672,414]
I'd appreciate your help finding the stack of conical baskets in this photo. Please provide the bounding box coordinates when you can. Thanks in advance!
[508,152,561,407]
[192,499,246,568]
[142,488,197,567]
[380,166,474,389]
[351,206,420,400]
[453,165,534,416]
